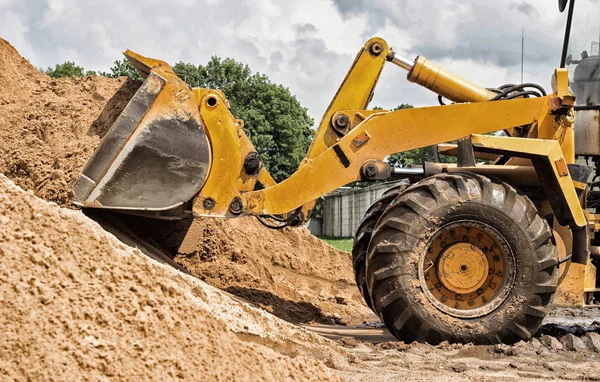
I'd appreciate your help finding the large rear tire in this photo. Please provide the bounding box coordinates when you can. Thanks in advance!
[352,183,407,311]
[366,173,558,344]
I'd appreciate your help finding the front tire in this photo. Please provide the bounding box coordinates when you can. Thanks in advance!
[366,173,558,344]
[352,183,407,311]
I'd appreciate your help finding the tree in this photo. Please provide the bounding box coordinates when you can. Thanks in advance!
[381,104,455,167]
[44,61,97,78]
[45,61,84,78]
[100,59,141,80]
[172,57,314,182]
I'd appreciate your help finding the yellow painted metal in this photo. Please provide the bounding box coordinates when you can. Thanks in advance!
[553,225,583,306]
[437,243,489,295]
[124,49,174,77]
[242,97,549,215]
[425,225,506,311]
[189,88,303,220]
[190,89,246,217]
[305,37,389,160]
[407,56,498,103]
[469,134,586,228]
[110,40,583,242]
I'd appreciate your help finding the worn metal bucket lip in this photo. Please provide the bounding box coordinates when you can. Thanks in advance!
[72,200,185,211]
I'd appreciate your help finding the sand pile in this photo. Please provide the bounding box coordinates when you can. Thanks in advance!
[128,215,372,324]
[0,37,371,325]
[0,175,341,381]
[0,38,140,206]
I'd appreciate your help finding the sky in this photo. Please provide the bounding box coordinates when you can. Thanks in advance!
[0,0,574,123]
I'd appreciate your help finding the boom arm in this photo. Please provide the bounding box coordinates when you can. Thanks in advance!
[192,38,583,231]
[73,37,584,234]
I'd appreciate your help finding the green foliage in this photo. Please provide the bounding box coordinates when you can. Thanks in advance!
[173,57,314,182]
[378,104,456,167]
[43,55,312,181]
[44,61,86,78]
[100,59,141,80]
[43,62,98,78]
[317,236,353,252]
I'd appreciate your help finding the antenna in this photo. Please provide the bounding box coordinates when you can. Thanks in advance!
[521,26,524,84]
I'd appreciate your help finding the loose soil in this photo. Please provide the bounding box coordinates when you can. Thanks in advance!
[0,175,338,381]
[3,36,600,380]
[123,214,372,325]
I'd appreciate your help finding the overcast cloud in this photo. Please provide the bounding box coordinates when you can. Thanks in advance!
[0,0,570,123]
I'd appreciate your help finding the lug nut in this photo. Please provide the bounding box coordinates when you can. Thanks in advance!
[441,295,448,302]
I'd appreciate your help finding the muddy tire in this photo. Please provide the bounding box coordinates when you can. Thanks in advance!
[366,173,558,344]
[352,183,408,311]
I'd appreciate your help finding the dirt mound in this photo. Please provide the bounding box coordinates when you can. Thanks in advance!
[0,38,140,206]
[0,175,340,381]
[126,215,372,324]
[0,37,371,326]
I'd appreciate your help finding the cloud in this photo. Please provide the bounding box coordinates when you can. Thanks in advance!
[511,1,539,17]
[0,0,572,120]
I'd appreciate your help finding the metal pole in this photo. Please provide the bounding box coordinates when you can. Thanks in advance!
[389,55,415,71]
[521,27,524,84]
[560,0,576,68]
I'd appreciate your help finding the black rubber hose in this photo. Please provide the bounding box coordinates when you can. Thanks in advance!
[490,83,547,101]
[256,215,290,229]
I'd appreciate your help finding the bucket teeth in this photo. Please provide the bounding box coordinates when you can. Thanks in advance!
[123,49,175,79]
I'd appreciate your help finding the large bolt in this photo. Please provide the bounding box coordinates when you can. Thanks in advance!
[203,197,215,210]
[370,42,383,56]
[334,114,349,129]
[243,152,261,176]
[365,163,378,178]
[229,197,244,215]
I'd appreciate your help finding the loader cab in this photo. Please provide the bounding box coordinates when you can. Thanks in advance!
[561,0,600,159]
[562,0,600,107]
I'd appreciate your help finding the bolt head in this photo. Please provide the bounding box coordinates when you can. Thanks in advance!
[335,114,349,127]
[203,198,215,210]
[370,42,383,55]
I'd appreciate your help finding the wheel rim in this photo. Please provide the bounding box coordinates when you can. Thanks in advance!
[418,220,516,318]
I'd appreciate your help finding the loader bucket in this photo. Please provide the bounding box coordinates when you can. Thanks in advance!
[73,51,211,211]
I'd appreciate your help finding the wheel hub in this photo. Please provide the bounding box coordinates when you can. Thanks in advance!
[437,242,488,295]
[419,220,514,318]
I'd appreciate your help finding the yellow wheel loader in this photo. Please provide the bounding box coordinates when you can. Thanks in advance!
[74,0,600,344]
